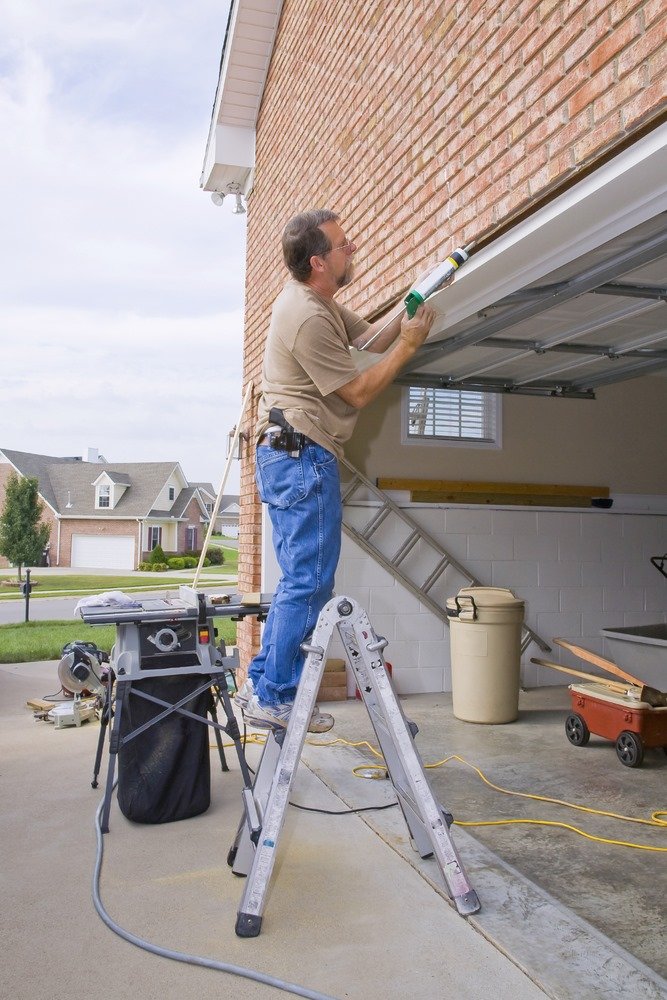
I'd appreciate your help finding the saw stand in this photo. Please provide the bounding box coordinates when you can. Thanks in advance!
[81,589,271,834]
[230,595,481,937]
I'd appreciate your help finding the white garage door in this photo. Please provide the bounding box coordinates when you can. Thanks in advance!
[71,535,136,570]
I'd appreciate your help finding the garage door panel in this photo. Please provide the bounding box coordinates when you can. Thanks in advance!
[71,535,135,570]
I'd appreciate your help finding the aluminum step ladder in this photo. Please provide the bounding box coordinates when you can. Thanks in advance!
[339,458,550,656]
[229,595,480,937]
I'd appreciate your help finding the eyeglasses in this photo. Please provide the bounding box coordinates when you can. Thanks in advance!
[323,239,356,255]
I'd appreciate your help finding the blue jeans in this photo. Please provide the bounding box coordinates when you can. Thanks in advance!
[248,443,342,706]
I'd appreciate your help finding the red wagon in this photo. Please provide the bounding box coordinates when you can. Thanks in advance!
[566,682,667,768]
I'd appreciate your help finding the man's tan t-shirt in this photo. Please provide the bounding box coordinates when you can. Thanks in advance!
[257,280,370,459]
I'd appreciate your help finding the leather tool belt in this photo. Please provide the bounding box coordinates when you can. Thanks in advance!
[258,408,309,457]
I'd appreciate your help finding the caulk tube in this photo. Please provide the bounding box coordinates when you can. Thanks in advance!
[404,242,475,317]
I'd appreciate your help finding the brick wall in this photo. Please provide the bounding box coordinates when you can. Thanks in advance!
[0,463,58,569]
[236,0,666,667]
[175,497,205,554]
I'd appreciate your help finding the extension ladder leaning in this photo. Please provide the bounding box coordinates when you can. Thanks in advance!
[229,595,481,937]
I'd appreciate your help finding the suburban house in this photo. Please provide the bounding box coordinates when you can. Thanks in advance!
[0,448,215,570]
[201,2,667,691]
[192,482,241,538]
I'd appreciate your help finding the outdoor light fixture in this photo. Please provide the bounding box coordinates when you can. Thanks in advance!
[209,183,246,215]
[227,426,249,460]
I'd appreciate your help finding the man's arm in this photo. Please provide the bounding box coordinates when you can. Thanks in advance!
[351,302,404,353]
[334,305,435,409]
[350,269,434,353]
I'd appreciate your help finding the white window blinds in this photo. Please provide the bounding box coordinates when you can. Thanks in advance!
[407,387,498,443]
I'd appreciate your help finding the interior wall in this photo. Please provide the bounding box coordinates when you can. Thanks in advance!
[332,503,667,695]
[346,375,667,495]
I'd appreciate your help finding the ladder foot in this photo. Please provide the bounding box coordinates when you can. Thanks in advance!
[455,890,481,916]
[236,912,262,937]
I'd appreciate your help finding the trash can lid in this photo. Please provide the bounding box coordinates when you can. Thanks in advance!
[447,586,524,610]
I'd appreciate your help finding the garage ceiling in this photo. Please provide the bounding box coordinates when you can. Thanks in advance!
[396,212,667,399]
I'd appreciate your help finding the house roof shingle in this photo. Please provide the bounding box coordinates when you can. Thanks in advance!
[2,450,183,518]
[1,449,82,511]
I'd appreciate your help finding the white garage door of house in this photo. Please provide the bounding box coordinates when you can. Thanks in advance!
[71,535,135,570]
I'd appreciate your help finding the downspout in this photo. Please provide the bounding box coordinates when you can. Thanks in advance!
[136,519,142,569]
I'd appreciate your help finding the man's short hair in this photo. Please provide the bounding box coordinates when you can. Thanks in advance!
[282,209,339,281]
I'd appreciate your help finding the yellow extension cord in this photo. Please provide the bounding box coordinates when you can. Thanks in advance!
[215,732,666,853]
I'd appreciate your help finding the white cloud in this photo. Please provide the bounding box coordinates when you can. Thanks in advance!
[0,304,246,486]
[1,1,247,490]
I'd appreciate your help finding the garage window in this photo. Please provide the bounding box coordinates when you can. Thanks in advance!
[405,387,500,447]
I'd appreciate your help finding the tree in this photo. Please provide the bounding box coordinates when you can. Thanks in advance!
[0,473,51,581]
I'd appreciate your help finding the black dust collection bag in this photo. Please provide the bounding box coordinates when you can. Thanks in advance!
[117,675,212,824]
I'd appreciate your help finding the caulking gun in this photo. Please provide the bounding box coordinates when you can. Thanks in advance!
[404,241,476,316]
[359,240,475,351]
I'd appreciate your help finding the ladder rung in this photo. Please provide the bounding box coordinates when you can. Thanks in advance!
[421,557,450,593]
[391,530,420,566]
[340,475,362,505]
[360,505,391,540]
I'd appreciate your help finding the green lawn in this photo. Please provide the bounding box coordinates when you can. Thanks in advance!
[0,551,238,601]
[0,573,190,597]
[210,540,239,573]
[0,618,237,664]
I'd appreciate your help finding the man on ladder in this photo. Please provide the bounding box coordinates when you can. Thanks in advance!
[237,208,435,732]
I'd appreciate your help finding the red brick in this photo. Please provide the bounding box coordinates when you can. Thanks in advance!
[618,17,667,77]
[563,22,611,71]
[573,111,624,163]
[589,17,642,73]
[592,65,645,121]
[609,0,644,27]
[647,43,666,81]
[544,59,590,114]
[643,0,666,28]
[569,63,616,117]
[623,80,667,128]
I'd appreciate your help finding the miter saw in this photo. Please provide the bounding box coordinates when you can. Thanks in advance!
[41,642,109,729]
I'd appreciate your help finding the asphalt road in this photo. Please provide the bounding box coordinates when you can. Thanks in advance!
[0,584,235,626]
[0,594,86,625]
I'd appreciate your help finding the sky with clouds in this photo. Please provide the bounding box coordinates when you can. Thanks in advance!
[1,0,246,491]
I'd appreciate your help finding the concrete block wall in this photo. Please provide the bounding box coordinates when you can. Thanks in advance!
[332,503,667,694]
[236,0,666,668]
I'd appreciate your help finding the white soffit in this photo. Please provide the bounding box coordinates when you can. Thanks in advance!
[427,124,667,332]
[201,0,283,193]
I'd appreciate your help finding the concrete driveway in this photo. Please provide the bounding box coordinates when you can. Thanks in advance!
[1,659,554,1000]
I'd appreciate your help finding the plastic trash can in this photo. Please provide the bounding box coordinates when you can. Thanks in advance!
[446,587,525,724]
